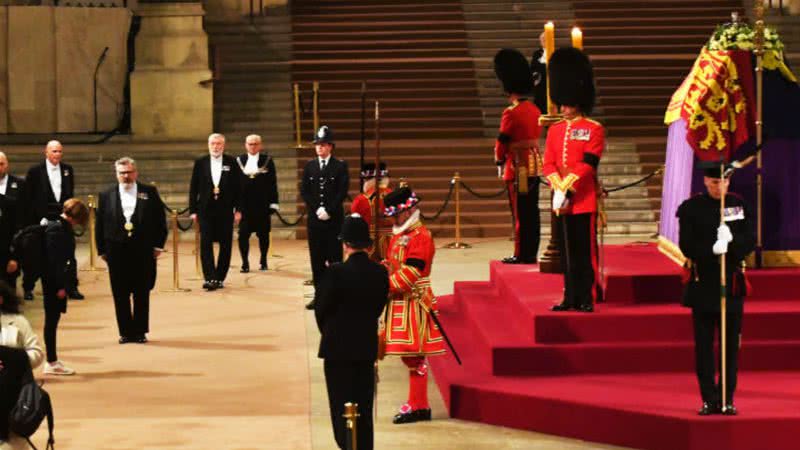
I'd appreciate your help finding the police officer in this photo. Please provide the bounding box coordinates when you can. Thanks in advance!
[494,48,543,264]
[236,134,279,273]
[677,164,755,415]
[301,126,349,309]
[314,214,388,450]
[543,47,604,313]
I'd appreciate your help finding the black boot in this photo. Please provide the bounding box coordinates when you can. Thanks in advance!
[698,402,720,416]
[551,302,572,311]
[392,408,432,424]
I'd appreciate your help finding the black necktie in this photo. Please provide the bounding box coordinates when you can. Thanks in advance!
[320,159,327,171]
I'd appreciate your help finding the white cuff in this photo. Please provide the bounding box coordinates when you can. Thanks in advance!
[270,203,280,211]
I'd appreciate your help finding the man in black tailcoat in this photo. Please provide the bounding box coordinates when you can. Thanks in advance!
[0,152,26,286]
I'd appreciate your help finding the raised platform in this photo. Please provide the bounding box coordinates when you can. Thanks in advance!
[430,244,800,450]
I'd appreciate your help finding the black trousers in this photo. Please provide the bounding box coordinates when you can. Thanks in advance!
[41,280,65,363]
[324,360,375,450]
[556,212,601,308]
[692,308,743,405]
[107,244,152,338]
[308,224,342,289]
[507,178,541,262]
[238,214,270,267]
[199,211,233,282]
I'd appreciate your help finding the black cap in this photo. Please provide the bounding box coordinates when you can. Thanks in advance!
[313,125,334,144]
[697,160,734,179]
[494,48,534,95]
[550,47,596,115]
[361,162,388,179]
[383,186,419,217]
[339,214,372,248]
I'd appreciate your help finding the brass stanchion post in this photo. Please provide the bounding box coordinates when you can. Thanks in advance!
[293,83,304,149]
[164,211,190,292]
[81,194,105,272]
[445,173,471,249]
[343,402,359,450]
[187,219,203,281]
[313,81,320,133]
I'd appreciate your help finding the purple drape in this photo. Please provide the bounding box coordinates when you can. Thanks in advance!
[659,119,695,244]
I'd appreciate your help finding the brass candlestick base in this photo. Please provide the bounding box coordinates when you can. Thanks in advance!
[538,211,563,274]
[539,114,563,126]
[444,242,472,249]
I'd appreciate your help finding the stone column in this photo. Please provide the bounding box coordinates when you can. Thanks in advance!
[131,2,212,140]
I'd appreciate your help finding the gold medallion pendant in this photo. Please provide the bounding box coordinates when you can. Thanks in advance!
[213,186,220,200]
[124,221,134,237]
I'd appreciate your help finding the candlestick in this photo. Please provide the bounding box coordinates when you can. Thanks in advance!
[571,26,583,50]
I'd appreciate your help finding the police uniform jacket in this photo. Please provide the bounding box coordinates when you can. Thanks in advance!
[301,157,349,229]
[23,161,75,224]
[543,117,605,214]
[677,192,756,313]
[494,99,543,183]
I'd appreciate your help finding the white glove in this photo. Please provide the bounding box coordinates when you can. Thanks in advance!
[269,203,280,212]
[40,217,49,226]
[717,224,733,243]
[316,207,330,221]
[552,190,567,211]
[712,239,729,255]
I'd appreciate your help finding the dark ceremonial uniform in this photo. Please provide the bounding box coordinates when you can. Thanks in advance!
[236,153,279,271]
[189,154,241,286]
[495,99,543,263]
[350,186,393,259]
[315,218,388,450]
[543,116,605,310]
[96,182,168,342]
[301,157,349,289]
[0,174,25,285]
[677,192,755,413]
[22,161,77,297]
[530,48,548,114]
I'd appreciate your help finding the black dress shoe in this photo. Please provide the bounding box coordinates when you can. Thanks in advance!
[392,408,432,424]
[698,402,719,415]
[23,291,34,301]
[119,336,132,344]
[259,262,268,271]
[721,404,737,415]
[501,256,521,264]
[551,303,572,311]
[135,335,148,344]
[214,280,225,289]
[68,289,85,300]
[305,300,316,310]
[240,265,250,273]
[576,304,594,313]
[203,281,216,291]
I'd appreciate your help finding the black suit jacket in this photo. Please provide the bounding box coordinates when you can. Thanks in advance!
[237,153,279,218]
[530,48,548,115]
[189,154,241,216]
[23,161,75,225]
[0,174,25,258]
[301,157,349,229]
[315,251,388,361]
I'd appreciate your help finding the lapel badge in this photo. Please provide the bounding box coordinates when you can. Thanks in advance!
[570,129,591,141]
[137,192,149,200]
[63,170,70,177]
[222,165,231,172]
[10,182,17,189]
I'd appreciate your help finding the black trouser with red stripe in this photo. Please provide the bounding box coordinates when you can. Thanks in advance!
[556,212,602,308]
[507,178,540,263]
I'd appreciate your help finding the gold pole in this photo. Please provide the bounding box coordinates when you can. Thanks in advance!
[720,163,728,413]
[754,0,765,268]
[445,173,471,249]
[313,81,320,133]
[343,402,359,450]
[81,195,105,272]
[164,211,190,292]
[293,83,303,149]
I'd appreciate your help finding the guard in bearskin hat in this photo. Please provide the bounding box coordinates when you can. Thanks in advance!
[379,186,445,424]
[350,162,393,259]
[543,47,604,312]
[493,48,544,264]
[314,213,388,449]
[301,125,350,309]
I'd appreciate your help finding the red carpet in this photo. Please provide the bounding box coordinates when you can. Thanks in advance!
[430,244,800,450]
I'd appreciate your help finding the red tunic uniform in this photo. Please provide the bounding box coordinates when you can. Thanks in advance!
[543,116,605,214]
[382,216,445,356]
[350,186,393,258]
[494,99,543,184]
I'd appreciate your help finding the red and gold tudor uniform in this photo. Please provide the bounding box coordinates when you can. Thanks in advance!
[543,116,605,311]
[350,163,393,259]
[494,98,543,263]
[380,187,445,424]
[494,48,543,264]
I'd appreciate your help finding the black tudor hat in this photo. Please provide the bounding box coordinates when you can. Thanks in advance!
[549,47,596,115]
[338,213,372,248]
[697,160,734,179]
[313,125,335,144]
[383,186,419,217]
[361,162,388,179]
[494,48,534,95]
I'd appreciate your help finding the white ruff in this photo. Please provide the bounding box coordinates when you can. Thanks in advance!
[392,209,421,235]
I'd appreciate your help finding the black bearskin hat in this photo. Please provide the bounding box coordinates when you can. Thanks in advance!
[360,162,388,179]
[494,48,534,95]
[549,47,596,115]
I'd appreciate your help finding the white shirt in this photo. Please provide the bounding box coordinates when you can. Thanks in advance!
[119,183,137,223]
[46,159,62,201]
[244,153,260,175]
[211,156,223,186]
[319,156,331,170]
[0,174,7,196]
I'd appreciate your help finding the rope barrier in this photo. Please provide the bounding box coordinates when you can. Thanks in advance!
[420,177,456,221]
[603,166,664,195]
[275,210,307,227]
[459,181,508,199]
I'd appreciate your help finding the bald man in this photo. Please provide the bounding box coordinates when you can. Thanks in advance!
[22,140,82,300]
[0,152,25,286]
